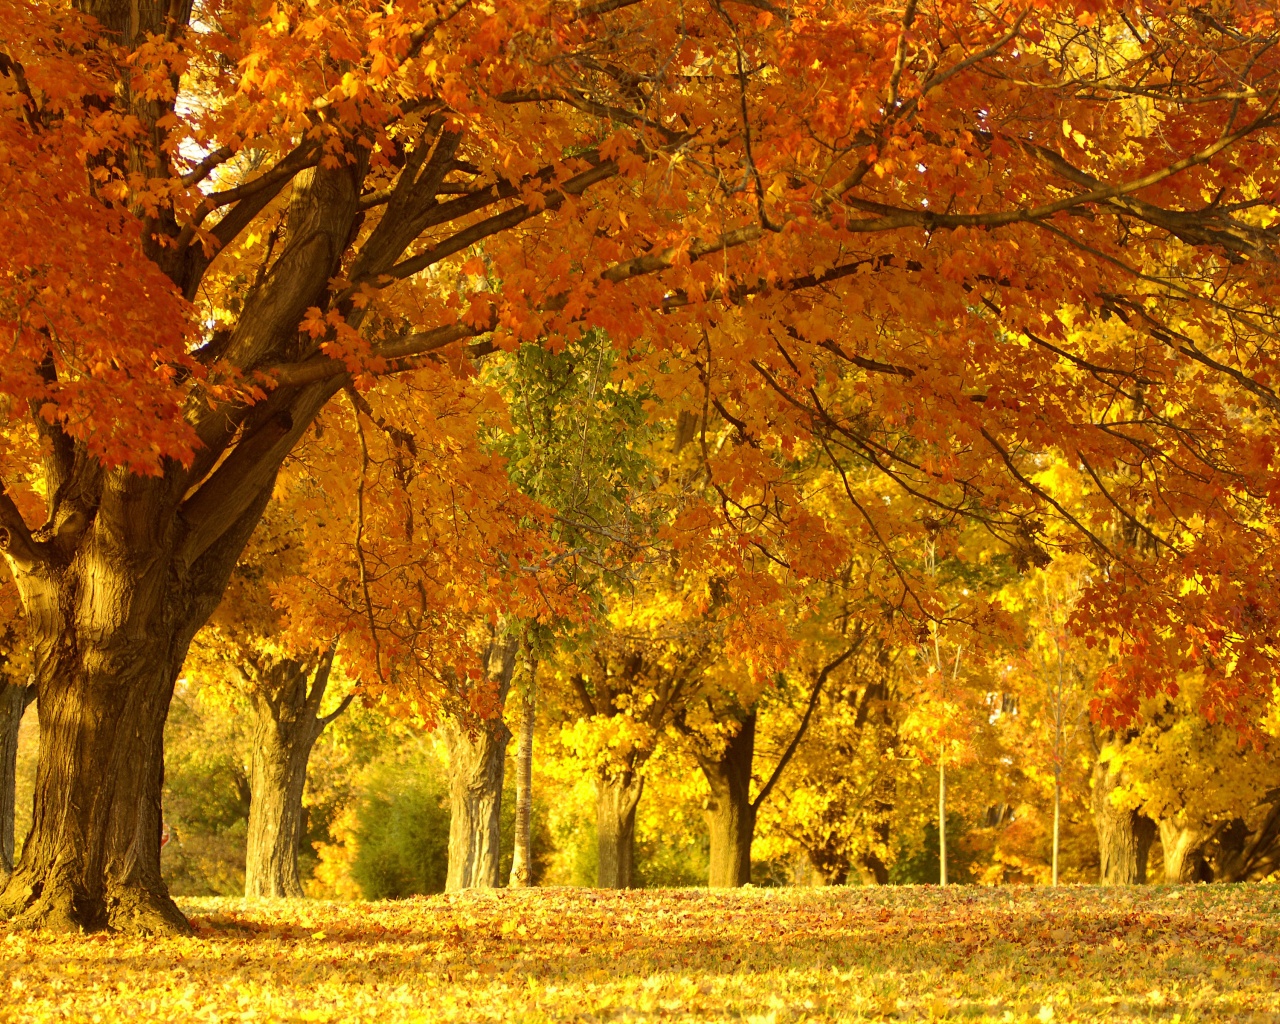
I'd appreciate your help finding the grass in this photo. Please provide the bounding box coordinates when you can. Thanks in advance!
[1,885,1278,1022]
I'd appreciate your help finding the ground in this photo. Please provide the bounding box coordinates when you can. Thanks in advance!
[0,885,1277,1022]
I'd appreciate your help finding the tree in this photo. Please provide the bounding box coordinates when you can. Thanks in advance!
[753,643,904,886]
[558,603,713,888]
[996,556,1098,885]
[507,652,536,888]
[5,0,1280,932]
[184,473,364,899]
[1109,676,1280,884]
[240,647,351,897]
[441,633,519,891]
[675,617,865,887]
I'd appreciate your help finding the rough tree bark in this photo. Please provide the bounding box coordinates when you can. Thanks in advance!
[1,681,35,881]
[243,647,351,898]
[597,771,644,888]
[507,671,535,888]
[0,478,279,933]
[443,639,518,892]
[699,712,757,887]
[1158,820,1211,883]
[1092,753,1156,884]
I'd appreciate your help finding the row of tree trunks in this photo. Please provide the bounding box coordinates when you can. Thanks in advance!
[1,681,33,881]
[243,648,350,898]
[443,639,518,892]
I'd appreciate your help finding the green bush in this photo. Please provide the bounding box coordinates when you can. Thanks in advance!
[888,813,977,885]
[348,744,452,900]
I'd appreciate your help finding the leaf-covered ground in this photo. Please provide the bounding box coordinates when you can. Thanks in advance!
[1,886,1277,1022]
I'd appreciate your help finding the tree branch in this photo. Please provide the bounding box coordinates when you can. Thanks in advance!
[0,481,44,571]
[752,634,863,813]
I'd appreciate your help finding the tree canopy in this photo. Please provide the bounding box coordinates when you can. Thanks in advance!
[3,0,1280,932]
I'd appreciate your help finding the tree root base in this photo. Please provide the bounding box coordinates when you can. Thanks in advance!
[0,873,191,936]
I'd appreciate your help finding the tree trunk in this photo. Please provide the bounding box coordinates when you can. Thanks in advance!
[507,682,535,888]
[2,621,190,933]
[700,712,757,888]
[0,472,276,934]
[1,681,33,881]
[1158,820,1209,884]
[443,639,518,892]
[244,649,349,898]
[1092,754,1156,884]
[596,771,643,888]
[858,852,890,885]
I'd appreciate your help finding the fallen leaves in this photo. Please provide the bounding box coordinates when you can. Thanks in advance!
[1,885,1277,1022]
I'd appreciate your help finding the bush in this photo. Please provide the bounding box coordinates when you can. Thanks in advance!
[348,743,452,900]
[888,813,978,885]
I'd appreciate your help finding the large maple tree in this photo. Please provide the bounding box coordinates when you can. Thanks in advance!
[2,0,1280,932]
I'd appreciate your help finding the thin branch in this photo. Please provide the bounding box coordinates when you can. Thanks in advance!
[348,390,389,694]
[0,481,43,570]
[753,634,864,812]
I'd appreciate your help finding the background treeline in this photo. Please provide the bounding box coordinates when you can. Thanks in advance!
[4,331,1278,899]
[11,612,1279,900]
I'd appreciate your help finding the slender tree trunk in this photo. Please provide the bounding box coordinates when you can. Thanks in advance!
[507,680,535,888]
[700,712,757,888]
[1,681,33,881]
[1092,755,1156,884]
[244,649,348,898]
[938,753,947,886]
[1158,820,1208,884]
[444,639,518,892]
[596,771,644,888]
[1052,769,1061,886]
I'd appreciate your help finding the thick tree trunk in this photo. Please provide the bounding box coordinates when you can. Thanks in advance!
[507,684,535,888]
[0,470,276,933]
[700,712,757,888]
[1158,820,1210,883]
[1,681,33,881]
[443,639,518,892]
[2,624,190,933]
[443,720,509,890]
[596,771,643,888]
[244,649,348,898]
[1092,755,1156,884]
